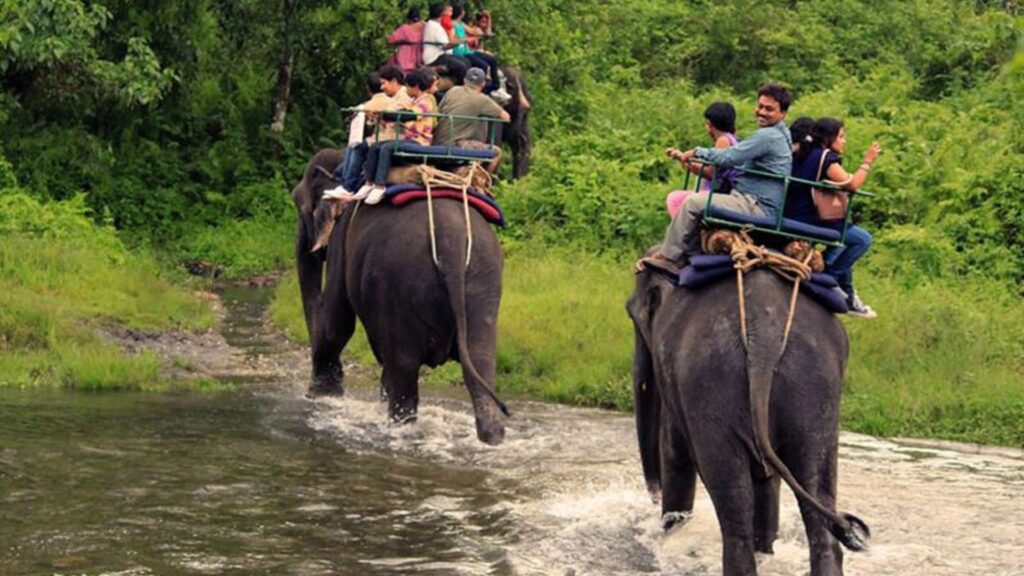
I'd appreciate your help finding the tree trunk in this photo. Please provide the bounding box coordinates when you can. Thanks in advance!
[270,51,294,135]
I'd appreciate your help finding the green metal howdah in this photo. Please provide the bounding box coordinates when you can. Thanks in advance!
[342,106,509,163]
[684,158,875,248]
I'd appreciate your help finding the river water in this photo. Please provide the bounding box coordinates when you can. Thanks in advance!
[1,286,1022,575]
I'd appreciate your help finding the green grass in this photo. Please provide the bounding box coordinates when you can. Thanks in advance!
[164,215,294,281]
[0,192,215,390]
[842,271,1024,446]
[270,245,1024,446]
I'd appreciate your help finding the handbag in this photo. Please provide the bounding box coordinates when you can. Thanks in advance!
[810,150,849,221]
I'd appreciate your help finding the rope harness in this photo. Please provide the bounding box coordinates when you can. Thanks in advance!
[416,162,489,268]
[702,230,816,351]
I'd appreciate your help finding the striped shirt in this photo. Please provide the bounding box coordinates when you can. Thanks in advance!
[402,92,438,146]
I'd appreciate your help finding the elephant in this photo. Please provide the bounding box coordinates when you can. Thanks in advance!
[291,149,509,445]
[498,66,532,179]
[626,265,869,576]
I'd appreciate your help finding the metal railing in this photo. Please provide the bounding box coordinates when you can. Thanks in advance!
[685,158,875,247]
[343,106,508,162]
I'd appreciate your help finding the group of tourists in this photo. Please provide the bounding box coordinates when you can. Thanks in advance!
[321,3,519,206]
[644,83,882,318]
[324,64,509,205]
[387,4,515,104]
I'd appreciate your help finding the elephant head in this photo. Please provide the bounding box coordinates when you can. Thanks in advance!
[291,148,344,343]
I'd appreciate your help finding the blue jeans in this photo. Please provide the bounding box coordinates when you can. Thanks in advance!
[824,224,872,296]
[333,143,369,192]
[364,140,434,185]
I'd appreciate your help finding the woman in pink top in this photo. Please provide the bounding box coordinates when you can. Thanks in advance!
[664,102,738,218]
[388,8,425,74]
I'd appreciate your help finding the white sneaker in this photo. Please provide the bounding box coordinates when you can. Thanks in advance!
[322,184,352,199]
[352,183,374,200]
[489,88,512,106]
[364,185,387,205]
[847,292,877,319]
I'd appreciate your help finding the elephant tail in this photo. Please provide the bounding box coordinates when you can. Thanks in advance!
[747,329,870,552]
[437,246,510,419]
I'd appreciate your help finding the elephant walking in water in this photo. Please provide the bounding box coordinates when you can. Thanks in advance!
[627,267,868,576]
[291,149,508,444]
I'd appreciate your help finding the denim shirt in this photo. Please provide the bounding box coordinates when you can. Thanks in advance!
[695,121,793,215]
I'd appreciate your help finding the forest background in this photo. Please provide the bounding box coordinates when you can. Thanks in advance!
[1,0,1022,446]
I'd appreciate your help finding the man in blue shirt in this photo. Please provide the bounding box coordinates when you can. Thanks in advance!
[643,84,794,274]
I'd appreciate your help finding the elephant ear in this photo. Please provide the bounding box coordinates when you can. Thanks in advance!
[626,272,663,349]
[294,149,345,251]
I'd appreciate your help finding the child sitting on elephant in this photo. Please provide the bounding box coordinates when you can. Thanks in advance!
[323,67,440,206]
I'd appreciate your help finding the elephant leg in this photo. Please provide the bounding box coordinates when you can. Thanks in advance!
[295,217,323,344]
[782,441,844,576]
[381,355,420,424]
[309,234,355,397]
[659,414,696,530]
[510,114,531,179]
[700,451,758,576]
[753,475,781,554]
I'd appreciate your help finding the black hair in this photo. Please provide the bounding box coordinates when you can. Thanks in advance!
[811,117,845,154]
[377,64,405,83]
[756,82,793,112]
[406,7,421,22]
[405,67,437,91]
[366,71,383,95]
[703,101,736,133]
[790,116,816,162]
[452,4,464,19]
[428,3,446,19]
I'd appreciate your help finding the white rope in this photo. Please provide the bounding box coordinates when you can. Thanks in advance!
[416,163,483,269]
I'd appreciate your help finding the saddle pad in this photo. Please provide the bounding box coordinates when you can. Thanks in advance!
[678,257,849,314]
[386,187,506,227]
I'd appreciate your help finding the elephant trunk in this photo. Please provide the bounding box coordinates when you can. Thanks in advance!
[631,325,662,501]
[436,236,510,429]
[746,313,870,552]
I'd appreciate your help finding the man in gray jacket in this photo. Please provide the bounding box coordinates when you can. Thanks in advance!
[643,84,794,274]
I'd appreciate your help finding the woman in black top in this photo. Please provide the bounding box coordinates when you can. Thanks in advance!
[785,117,882,318]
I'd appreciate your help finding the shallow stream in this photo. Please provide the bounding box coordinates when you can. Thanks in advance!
[1,286,1022,575]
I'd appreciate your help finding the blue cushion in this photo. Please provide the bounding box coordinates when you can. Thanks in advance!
[688,254,734,269]
[706,205,842,242]
[393,145,497,160]
[677,253,849,314]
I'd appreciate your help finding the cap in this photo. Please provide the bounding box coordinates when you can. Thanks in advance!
[465,67,486,86]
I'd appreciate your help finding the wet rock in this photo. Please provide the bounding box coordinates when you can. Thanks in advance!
[185,260,224,278]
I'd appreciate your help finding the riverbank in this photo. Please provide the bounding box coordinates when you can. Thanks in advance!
[270,246,1024,448]
[0,192,215,390]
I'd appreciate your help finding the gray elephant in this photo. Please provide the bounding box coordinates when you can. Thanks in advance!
[291,149,508,445]
[627,267,868,576]
[499,66,532,179]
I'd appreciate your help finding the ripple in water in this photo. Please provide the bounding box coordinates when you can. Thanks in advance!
[311,390,1024,576]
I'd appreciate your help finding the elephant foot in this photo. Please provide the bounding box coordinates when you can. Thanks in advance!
[754,538,775,555]
[475,416,505,446]
[661,510,693,533]
[307,364,344,398]
[390,410,418,426]
[647,483,663,505]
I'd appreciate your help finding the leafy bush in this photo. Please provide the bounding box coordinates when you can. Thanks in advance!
[0,190,212,389]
